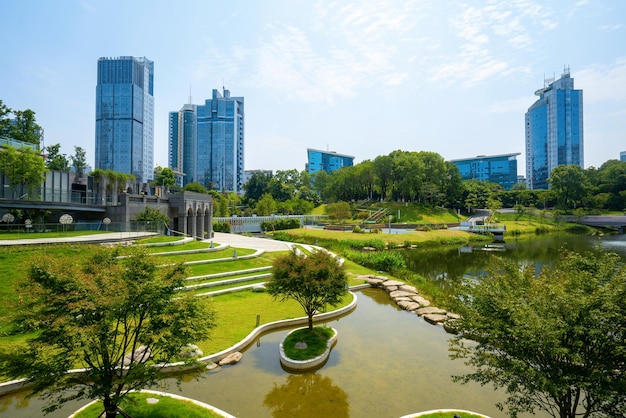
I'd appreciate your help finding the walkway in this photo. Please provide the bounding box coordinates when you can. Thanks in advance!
[0,231,157,246]
[209,232,295,252]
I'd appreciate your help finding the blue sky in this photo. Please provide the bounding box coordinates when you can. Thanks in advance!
[1,0,625,175]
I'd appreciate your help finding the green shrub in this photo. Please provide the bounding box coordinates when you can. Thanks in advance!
[352,225,363,233]
[344,250,406,273]
[213,222,231,233]
[261,218,301,231]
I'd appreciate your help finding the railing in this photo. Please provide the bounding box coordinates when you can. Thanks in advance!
[0,221,165,236]
[213,215,328,233]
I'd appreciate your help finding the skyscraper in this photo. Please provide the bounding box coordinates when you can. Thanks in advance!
[95,56,154,184]
[168,88,244,193]
[525,67,583,190]
[306,148,354,175]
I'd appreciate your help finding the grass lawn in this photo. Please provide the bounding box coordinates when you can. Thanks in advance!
[74,392,225,418]
[282,326,334,360]
[276,227,491,247]
[197,290,354,355]
[0,229,109,240]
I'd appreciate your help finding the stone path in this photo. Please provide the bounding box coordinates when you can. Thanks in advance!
[359,274,460,332]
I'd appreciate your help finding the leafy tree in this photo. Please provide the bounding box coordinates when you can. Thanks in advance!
[134,206,169,225]
[44,143,70,171]
[71,146,87,176]
[0,101,42,146]
[548,164,591,209]
[450,249,626,418]
[267,250,348,330]
[0,146,47,197]
[243,171,272,202]
[152,166,177,188]
[0,248,215,418]
[325,201,351,223]
[255,193,277,216]
[183,181,208,194]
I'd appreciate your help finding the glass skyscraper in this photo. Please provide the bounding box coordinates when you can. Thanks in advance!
[525,67,583,190]
[168,88,244,194]
[306,148,354,175]
[449,153,520,190]
[95,56,154,184]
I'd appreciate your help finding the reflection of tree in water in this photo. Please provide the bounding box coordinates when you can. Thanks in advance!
[400,235,608,295]
[263,373,348,418]
[0,389,30,413]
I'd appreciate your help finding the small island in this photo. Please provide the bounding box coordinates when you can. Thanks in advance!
[279,326,338,371]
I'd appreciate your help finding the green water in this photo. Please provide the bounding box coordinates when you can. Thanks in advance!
[2,234,624,418]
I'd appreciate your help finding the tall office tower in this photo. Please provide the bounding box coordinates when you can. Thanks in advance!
[168,103,196,187]
[95,56,154,184]
[168,88,244,194]
[525,67,583,190]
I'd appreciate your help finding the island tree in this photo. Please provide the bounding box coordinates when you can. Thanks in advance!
[450,249,626,418]
[0,248,215,418]
[267,250,348,331]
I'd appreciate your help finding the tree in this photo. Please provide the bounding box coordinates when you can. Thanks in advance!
[325,201,351,223]
[152,166,177,188]
[0,146,47,197]
[267,250,348,331]
[255,193,277,216]
[183,181,209,194]
[243,171,272,202]
[10,109,43,145]
[70,146,87,176]
[44,143,70,171]
[548,164,591,209]
[135,206,169,225]
[0,248,215,418]
[450,249,626,418]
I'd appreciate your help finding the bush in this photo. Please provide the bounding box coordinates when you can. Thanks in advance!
[261,218,301,232]
[344,250,406,273]
[352,225,364,233]
[213,222,231,233]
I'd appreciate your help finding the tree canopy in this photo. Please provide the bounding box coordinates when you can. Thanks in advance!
[267,250,348,330]
[0,248,215,418]
[450,249,626,418]
[0,100,43,146]
[0,145,47,197]
[44,143,70,171]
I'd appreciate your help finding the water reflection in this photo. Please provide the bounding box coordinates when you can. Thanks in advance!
[402,234,626,295]
[263,373,349,418]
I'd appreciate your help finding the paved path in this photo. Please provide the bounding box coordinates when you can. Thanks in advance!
[0,231,157,246]
[0,231,296,252]
[210,232,295,252]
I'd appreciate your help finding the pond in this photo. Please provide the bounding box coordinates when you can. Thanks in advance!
[2,233,624,418]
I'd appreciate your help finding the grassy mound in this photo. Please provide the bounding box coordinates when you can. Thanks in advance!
[282,326,334,361]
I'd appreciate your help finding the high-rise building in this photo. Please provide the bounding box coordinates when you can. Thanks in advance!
[620,151,626,162]
[95,56,154,184]
[449,153,520,190]
[525,67,583,190]
[168,88,244,194]
[306,148,354,175]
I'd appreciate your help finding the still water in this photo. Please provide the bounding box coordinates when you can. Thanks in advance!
[2,234,624,418]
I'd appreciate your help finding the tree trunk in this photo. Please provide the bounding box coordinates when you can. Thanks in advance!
[103,395,118,418]
[308,313,314,331]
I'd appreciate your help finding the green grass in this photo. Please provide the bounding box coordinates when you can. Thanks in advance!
[0,229,108,240]
[135,236,187,244]
[282,326,334,360]
[74,392,224,418]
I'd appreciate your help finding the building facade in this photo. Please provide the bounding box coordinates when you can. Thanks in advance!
[449,153,520,190]
[306,148,354,175]
[168,88,244,194]
[95,56,154,184]
[525,67,583,190]
[620,151,626,162]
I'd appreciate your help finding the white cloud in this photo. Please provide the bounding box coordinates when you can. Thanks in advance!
[576,58,626,103]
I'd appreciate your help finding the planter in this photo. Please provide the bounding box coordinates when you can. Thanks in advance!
[279,327,338,372]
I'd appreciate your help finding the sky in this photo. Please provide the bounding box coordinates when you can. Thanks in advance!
[1,0,625,176]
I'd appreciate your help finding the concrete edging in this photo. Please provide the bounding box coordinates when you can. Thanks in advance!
[69,389,236,418]
[400,409,491,418]
[279,327,338,371]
